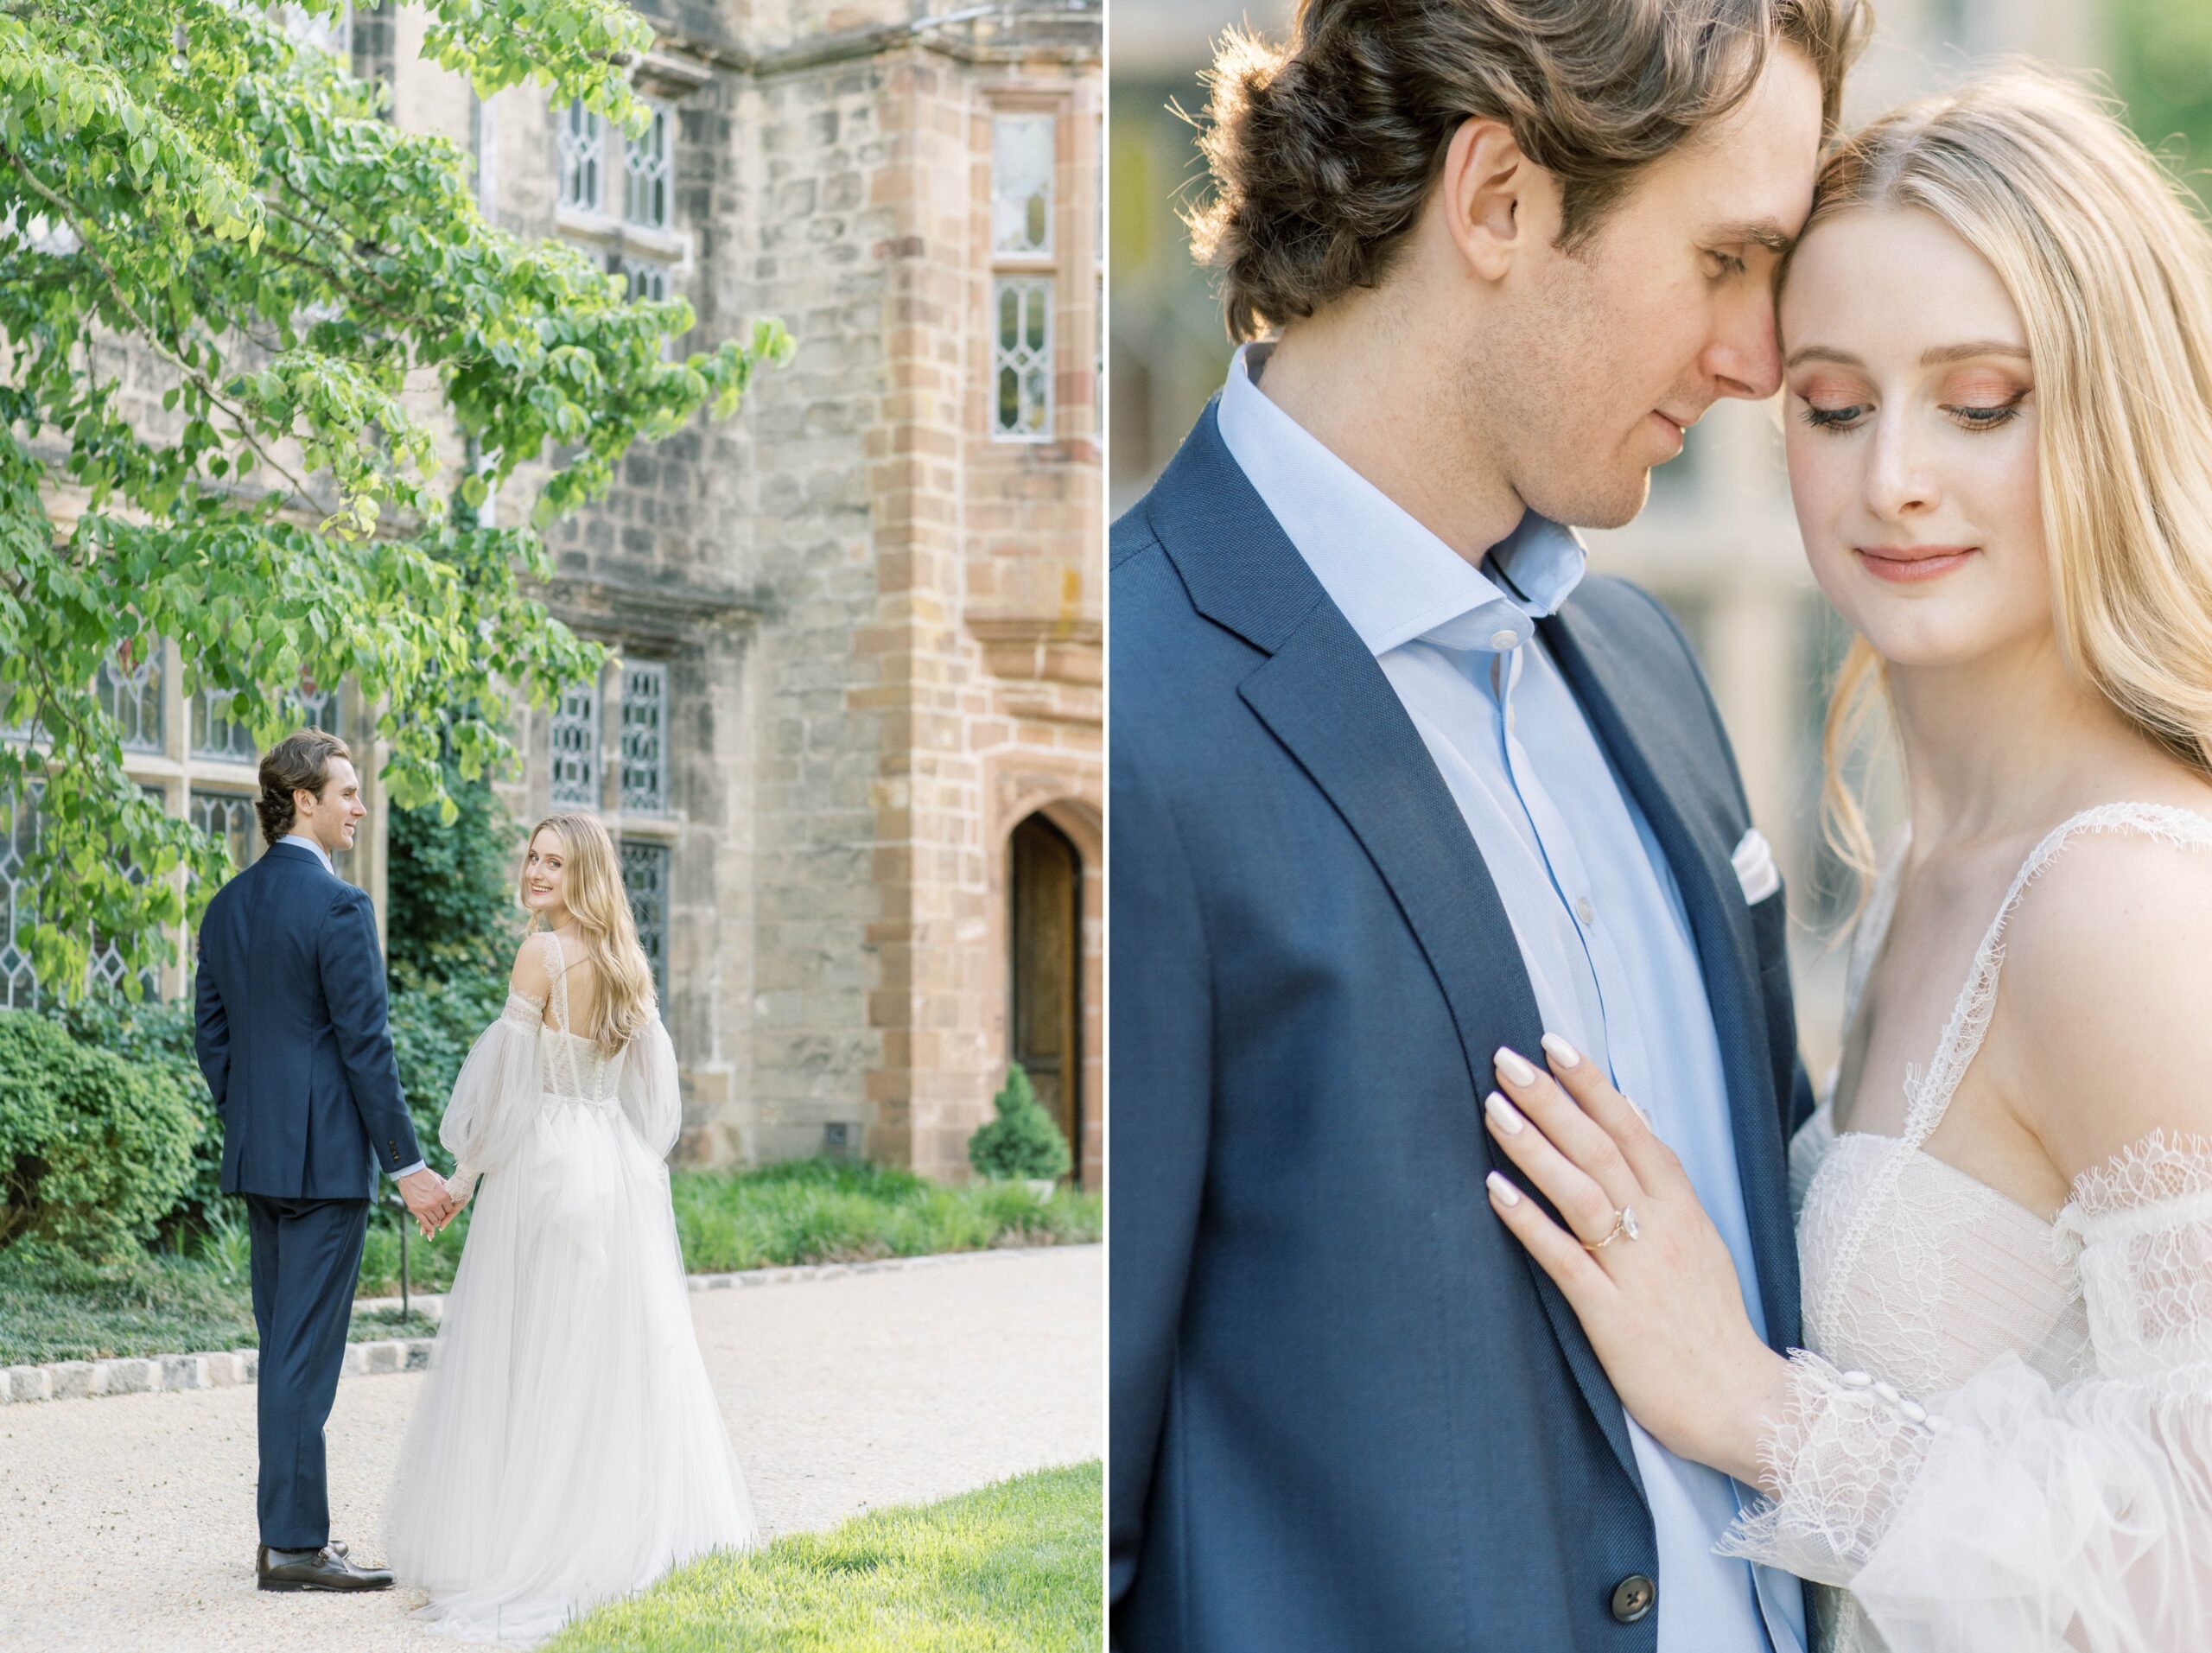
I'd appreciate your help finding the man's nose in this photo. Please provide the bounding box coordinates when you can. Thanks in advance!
[1706,289,1783,402]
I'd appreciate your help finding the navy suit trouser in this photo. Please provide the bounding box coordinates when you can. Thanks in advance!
[245,1194,370,1549]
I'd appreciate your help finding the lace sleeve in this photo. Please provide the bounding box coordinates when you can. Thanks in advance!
[615,1012,682,1160]
[436,997,547,1197]
[1719,1132,2212,1649]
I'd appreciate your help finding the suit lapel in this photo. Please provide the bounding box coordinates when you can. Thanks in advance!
[1149,406,1645,1485]
[1542,598,1801,1347]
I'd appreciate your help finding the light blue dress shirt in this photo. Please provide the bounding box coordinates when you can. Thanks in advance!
[281,830,426,1184]
[1217,344,1805,1653]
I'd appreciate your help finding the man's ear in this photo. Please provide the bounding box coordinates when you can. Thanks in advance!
[1440,116,1542,283]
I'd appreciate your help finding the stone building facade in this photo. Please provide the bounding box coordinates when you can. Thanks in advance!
[2,0,1103,1189]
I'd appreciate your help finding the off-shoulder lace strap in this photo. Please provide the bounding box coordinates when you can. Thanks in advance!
[1900,802,2212,1152]
[545,929,571,1036]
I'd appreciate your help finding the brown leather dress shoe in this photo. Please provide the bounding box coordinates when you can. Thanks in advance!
[256,1544,393,1592]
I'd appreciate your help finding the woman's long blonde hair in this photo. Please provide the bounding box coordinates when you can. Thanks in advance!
[519,811,657,1054]
[1796,67,2212,913]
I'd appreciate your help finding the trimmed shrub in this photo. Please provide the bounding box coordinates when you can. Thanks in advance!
[386,728,524,985]
[48,994,217,1233]
[968,1063,1072,1182]
[0,1008,199,1262]
[386,963,510,1176]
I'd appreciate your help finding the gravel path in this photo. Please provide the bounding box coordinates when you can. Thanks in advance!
[0,1244,1102,1651]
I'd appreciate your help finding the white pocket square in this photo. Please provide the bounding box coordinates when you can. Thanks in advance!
[1732,827,1781,904]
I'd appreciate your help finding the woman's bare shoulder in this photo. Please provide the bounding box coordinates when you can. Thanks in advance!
[1999,813,2212,1181]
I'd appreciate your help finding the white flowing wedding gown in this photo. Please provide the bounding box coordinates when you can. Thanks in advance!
[1718,803,2212,1652]
[386,931,756,1643]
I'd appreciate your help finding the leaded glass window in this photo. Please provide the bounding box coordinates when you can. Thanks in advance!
[194,689,260,761]
[550,681,601,806]
[620,253,669,303]
[195,683,340,760]
[0,785,41,1009]
[624,101,671,231]
[620,839,669,1001]
[992,113,1055,257]
[559,100,604,213]
[192,791,262,874]
[0,783,156,1005]
[620,664,668,814]
[993,277,1052,440]
[98,645,164,753]
[295,680,342,736]
[86,785,169,1000]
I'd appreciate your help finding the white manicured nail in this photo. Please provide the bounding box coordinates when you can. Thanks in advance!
[1540,1033,1581,1069]
[1494,1046,1537,1086]
[1486,1171,1522,1207]
[1485,1091,1525,1135]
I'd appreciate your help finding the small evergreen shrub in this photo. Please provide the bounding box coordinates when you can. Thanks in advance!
[967,1063,1072,1183]
[0,1008,199,1261]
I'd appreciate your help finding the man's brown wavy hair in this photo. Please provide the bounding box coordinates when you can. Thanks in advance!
[256,728,352,849]
[1187,0,1871,341]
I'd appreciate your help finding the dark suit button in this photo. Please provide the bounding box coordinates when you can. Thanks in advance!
[1611,1574,1656,1623]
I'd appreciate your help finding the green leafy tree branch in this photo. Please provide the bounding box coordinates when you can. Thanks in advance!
[0,0,793,996]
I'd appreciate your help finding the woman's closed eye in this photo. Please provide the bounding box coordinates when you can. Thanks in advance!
[1796,387,2031,436]
[1943,387,2030,429]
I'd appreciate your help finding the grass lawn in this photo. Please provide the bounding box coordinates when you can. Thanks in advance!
[545,1462,1103,1653]
[0,1247,442,1365]
[1,1160,1099,1364]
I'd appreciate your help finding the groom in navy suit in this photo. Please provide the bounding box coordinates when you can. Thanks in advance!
[1112,2,1866,1649]
[194,728,456,1593]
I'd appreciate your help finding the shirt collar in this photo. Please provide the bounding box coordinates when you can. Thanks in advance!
[278,831,334,875]
[1216,341,1586,658]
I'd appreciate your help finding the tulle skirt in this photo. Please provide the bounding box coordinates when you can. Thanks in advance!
[386,1095,757,1643]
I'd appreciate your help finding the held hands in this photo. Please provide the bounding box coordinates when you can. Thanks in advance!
[442,1170,476,1218]
[1483,1036,1792,1489]
[397,1166,458,1240]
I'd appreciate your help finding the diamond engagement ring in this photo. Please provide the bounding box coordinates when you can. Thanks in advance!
[1582,1205,1641,1250]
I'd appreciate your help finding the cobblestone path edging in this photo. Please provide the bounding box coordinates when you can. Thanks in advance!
[0,1243,1093,1406]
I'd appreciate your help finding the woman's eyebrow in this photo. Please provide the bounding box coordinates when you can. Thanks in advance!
[1783,340,2031,370]
[1919,340,2030,365]
[1784,344,1861,369]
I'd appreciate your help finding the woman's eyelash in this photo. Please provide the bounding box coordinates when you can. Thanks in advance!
[1795,389,2031,434]
[1947,393,2028,428]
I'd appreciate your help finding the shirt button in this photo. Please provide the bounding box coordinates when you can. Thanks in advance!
[1576,896,1596,926]
[1488,627,1519,651]
[1611,1574,1656,1623]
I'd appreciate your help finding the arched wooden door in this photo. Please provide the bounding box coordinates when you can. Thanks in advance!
[1008,811,1081,1172]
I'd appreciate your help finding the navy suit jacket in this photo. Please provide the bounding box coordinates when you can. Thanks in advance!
[1109,404,1813,1652]
[194,842,423,1200]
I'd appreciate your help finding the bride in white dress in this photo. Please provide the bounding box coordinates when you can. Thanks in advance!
[386,810,755,1641]
[1483,69,2212,1652]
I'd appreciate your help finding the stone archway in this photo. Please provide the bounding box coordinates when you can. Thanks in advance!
[1007,810,1083,1172]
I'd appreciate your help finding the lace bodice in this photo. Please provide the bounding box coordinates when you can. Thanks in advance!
[1726,802,2212,1651]
[438,932,683,1192]
[499,931,625,1104]
[1794,804,2212,1394]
